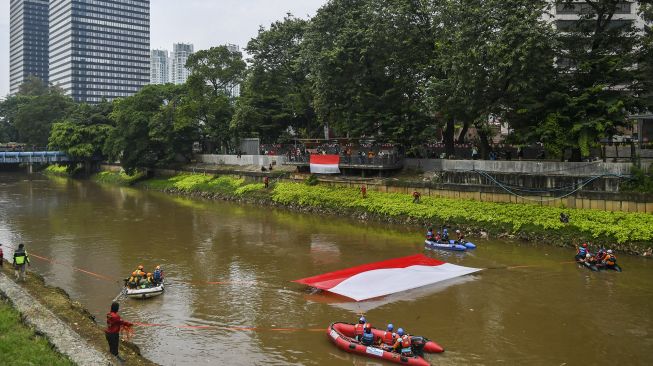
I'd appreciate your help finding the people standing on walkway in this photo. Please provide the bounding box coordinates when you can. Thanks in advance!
[13,244,30,281]
[106,301,133,363]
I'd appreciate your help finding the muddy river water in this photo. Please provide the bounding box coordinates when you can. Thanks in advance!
[0,173,652,365]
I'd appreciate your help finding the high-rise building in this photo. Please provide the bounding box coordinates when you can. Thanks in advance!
[549,1,645,30]
[49,0,150,103]
[225,43,241,98]
[150,49,169,85]
[9,0,50,95]
[170,43,194,85]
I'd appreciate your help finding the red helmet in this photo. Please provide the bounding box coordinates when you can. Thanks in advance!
[364,323,372,329]
[582,243,588,248]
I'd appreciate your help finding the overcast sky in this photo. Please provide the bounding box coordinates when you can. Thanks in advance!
[0,0,327,97]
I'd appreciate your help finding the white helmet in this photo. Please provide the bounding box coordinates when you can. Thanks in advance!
[586,253,591,258]
[607,250,613,254]
[456,230,461,233]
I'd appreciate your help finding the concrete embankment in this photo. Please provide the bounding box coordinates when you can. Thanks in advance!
[0,263,157,366]
[0,273,113,365]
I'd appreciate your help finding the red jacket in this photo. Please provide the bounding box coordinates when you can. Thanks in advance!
[106,311,132,334]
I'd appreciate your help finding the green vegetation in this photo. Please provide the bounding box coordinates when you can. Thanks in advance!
[92,170,144,186]
[0,300,73,366]
[130,172,653,245]
[622,166,653,193]
[2,1,650,169]
[43,164,70,177]
[271,183,653,244]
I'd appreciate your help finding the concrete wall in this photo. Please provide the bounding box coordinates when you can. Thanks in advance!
[405,159,639,176]
[196,154,287,167]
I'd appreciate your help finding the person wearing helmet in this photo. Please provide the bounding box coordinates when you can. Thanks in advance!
[426,227,434,241]
[127,271,139,289]
[153,265,164,285]
[354,316,366,341]
[442,227,449,241]
[391,328,411,355]
[456,229,465,242]
[361,323,375,346]
[595,247,607,263]
[603,249,617,268]
[380,324,396,347]
[434,231,441,242]
[576,243,590,261]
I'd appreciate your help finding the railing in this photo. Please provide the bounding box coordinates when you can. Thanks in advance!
[0,151,70,164]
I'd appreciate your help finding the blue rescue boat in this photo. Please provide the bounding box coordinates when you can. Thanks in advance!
[425,240,467,251]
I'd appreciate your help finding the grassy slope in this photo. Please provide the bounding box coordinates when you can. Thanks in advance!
[118,172,653,252]
[0,299,73,366]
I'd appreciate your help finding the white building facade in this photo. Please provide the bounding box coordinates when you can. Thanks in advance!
[170,43,194,85]
[150,49,169,85]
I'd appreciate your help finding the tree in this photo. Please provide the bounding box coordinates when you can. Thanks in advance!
[535,0,648,159]
[185,46,247,152]
[0,77,73,146]
[48,101,115,161]
[104,84,198,174]
[232,15,317,142]
[425,0,557,158]
[304,0,437,145]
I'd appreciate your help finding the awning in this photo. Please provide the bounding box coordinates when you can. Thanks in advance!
[293,254,481,301]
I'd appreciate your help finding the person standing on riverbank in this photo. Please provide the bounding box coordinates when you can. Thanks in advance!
[13,244,30,281]
[106,302,133,363]
[0,244,4,267]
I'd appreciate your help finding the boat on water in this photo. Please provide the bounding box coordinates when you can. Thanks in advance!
[576,260,623,273]
[124,281,165,299]
[424,239,467,251]
[327,322,440,366]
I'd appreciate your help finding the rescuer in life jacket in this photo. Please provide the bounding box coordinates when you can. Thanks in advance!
[576,243,589,261]
[392,328,412,356]
[434,231,442,242]
[595,248,607,263]
[127,271,139,289]
[379,324,397,348]
[456,229,465,243]
[361,323,375,346]
[153,265,164,285]
[426,228,434,241]
[354,316,366,341]
[442,228,449,241]
[602,250,618,268]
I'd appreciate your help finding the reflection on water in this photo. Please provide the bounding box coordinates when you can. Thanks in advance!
[0,173,652,366]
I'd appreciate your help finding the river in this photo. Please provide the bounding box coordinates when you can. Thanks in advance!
[0,173,651,366]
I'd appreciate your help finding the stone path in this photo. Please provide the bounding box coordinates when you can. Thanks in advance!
[0,272,114,366]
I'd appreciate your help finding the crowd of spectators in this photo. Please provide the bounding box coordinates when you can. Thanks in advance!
[259,142,404,166]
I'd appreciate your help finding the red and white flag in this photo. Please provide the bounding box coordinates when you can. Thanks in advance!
[293,254,481,301]
[310,154,340,174]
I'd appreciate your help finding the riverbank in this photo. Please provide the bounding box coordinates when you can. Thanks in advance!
[0,298,73,365]
[114,172,653,255]
[0,261,157,366]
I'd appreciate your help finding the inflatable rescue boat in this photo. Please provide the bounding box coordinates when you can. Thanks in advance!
[425,240,467,252]
[327,322,443,366]
[124,281,165,299]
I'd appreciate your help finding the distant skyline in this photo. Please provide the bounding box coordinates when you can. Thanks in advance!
[0,0,327,97]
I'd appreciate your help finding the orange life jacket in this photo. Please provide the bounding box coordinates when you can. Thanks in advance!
[382,331,395,345]
[354,323,365,336]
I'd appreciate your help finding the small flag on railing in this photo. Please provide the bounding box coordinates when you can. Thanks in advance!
[310,154,340,174]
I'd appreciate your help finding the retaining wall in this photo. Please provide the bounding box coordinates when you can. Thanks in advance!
[196,154,287,167]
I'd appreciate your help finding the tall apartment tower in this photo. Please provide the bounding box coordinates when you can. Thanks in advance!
[170,43,194,85]
[548,1,644,29]
[225,44,241,98]
[49,0,150,103]
[9,0,50,95]
[150,49,169,85]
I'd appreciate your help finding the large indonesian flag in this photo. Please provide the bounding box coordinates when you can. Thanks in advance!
[310,154,340,174]
[293,254,481,301]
